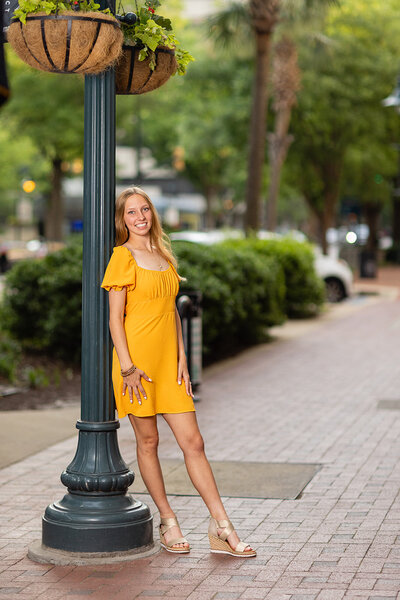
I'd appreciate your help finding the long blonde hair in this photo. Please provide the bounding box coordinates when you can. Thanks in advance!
[115,186,177,268]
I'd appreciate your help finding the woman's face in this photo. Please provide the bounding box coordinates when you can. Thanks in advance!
[124,194,153,239]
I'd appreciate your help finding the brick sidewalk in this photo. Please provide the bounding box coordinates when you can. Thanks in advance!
[1,294,400,600]
[354,265,400,295]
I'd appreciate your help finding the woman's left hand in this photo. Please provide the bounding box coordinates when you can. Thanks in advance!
[177,357,193,397]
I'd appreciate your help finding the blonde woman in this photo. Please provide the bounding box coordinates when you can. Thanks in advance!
[101,186,256,557]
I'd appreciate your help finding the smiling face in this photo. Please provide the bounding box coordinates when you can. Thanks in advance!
[124,194,153,240]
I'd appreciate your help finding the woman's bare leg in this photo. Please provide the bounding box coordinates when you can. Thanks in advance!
[162,412,253,552]
[128,414,188,549]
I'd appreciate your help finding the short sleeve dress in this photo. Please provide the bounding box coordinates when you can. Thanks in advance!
[101,245,196,419]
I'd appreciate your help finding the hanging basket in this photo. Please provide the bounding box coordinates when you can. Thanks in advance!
[115,45,177,95]
[8,11,123,75]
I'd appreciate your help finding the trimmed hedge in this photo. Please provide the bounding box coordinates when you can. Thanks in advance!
[0,236,323,365]
[221,238,325,318]
[173,241,286,358]
[1,244,82,362]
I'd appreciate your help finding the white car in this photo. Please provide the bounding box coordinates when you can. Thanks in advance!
[313,247,353,302]
[170,229,353,303]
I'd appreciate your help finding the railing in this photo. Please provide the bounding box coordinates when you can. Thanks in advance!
[177,290,202,402]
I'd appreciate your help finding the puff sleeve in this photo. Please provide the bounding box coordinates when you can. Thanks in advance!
[101,246,136,291]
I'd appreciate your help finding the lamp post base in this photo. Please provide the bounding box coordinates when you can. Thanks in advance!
[42,492,153,553]
[37,421,154,555]
[28,539,159,566]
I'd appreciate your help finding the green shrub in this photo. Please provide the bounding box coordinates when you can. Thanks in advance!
[173,241,286,359]
[0,331,21,382]
[1,244,82,362]
[221,238,325,318]
[1,236,323,367]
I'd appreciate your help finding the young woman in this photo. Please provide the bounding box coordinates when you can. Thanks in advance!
[101,186,256,557]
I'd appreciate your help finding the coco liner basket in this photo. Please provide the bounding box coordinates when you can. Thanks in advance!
[8,11,123,74]
[116,44,177,95]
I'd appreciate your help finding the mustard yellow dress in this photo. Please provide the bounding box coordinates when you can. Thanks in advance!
[101,245,196,419]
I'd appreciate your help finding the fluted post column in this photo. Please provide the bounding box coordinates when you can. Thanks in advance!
[35,30,153,557]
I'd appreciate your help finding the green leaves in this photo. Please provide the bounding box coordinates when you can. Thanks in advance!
[175,48,194,76]
[13,0,109,23]
[134,18,164,51]
[14,0,59,23]
[120,0,194,74]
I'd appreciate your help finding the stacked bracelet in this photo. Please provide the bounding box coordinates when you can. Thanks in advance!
[121,364,136,377]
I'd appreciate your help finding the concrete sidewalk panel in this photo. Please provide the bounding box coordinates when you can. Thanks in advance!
[0,407,79,469]
[129,459,321,499]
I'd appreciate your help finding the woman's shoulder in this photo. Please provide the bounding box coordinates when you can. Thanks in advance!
[110,245,136,263]
[112,244,130,255]
[101,246,136,291]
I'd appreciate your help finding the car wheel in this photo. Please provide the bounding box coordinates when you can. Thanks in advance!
[325,277,346,303]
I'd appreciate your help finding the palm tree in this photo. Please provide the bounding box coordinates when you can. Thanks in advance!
[245,0,280,232]
[266,36,301,230]
[208,0,336,233]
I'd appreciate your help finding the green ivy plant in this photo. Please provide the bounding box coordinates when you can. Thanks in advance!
[13,0,111,25]
[121,0,194,75]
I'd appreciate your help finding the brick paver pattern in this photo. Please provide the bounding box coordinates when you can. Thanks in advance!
[0,294,399,600]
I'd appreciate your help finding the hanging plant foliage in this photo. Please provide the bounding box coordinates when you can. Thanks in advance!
[115,0,194,95]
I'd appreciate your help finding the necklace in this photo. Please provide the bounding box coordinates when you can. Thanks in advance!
[125,244,165,270]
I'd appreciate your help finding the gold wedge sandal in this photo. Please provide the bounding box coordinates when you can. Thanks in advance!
[208,517,256,558]
[159,516,190,554]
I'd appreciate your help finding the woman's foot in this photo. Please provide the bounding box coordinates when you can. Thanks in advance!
[159,515,190,553]
[209,517,256,557]
[217,526,254,554]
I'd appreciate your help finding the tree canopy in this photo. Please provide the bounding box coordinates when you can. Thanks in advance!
[1,0,400,243]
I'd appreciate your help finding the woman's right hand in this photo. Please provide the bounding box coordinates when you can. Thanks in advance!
[122,368,152,405]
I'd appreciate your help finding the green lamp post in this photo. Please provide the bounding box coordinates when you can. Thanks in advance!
[29,1,154,560]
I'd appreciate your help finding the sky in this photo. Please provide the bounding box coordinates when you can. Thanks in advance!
[182,0,229,19]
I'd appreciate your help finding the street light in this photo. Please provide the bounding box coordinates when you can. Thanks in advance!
[28,1,154,564]
[22,179,36,194]
[382,73,400,264]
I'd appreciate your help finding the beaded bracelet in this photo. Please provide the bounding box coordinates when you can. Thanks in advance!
[121,364,136,377]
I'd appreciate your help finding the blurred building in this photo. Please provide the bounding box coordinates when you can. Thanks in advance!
[60,146,206,235]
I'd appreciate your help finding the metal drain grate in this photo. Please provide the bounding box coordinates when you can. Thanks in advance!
[377,400,400,410]
[129,459,321,500]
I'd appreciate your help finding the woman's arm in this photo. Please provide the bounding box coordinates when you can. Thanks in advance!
[175,307,193,397]
[109,289,152,404]
[109,288,133,371]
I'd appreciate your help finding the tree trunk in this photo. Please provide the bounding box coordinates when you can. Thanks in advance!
[204,186,217,229]
[319,161,342,254]
[302,160,342,254]
[45,157,64,242]
[244,30,272,233]
[266,105,293,230]
[392,173,400,259]
[364,203,380,252]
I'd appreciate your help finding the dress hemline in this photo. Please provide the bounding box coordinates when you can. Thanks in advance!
[118,407,196,419]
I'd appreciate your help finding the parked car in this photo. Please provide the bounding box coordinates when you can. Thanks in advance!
[313,247,353,302]
[170,229,353,303]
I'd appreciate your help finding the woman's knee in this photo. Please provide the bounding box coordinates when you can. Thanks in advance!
[182,432,205,456]
[136,431,159,455]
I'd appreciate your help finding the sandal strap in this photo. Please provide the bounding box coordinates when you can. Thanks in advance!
[159,517,179,534]
[215,519,234,541]
[235,541,250,553]
[164,536,188,547]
